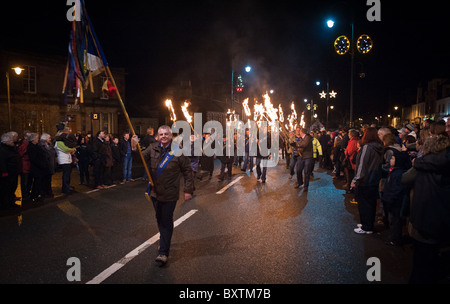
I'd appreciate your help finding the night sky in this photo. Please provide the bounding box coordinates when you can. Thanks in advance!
[2,0,449,123]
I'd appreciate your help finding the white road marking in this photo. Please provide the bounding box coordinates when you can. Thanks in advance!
[85,184,116,194]
[86,209,198,284]
[216,176,244,194]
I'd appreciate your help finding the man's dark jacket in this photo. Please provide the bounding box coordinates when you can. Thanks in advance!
[143,142,194,202]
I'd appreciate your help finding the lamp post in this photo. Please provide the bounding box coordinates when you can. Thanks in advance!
[6,67,24,131]
[317,80,337,129]
[327,19,373,128]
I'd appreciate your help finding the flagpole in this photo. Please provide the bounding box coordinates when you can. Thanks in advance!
[105,66,154,188]
[78,0,153,191]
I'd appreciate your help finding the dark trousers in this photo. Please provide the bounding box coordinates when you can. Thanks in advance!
[0,175,18,209]
[256,157,268,181]
[383,201,402,244]
[151,197,177,257]
[289,155,298,176]
[355,185,378,231]
[285,153,291,169]
[20,172,31,199]
[296,157,314,188]
[93,159,105,187]
[61,164,72,193]
[409,239,440,284]
[42,174,53,196]
[219,161,232,179]
[78,161,90,184]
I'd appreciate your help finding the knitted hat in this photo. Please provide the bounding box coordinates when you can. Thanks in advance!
[405,123,415,132]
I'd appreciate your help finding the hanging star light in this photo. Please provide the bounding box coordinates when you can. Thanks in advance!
[329,90,338,98]
[319,91,327,99]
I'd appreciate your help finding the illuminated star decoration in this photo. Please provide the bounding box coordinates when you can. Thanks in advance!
[319,91,327,99]
[329,90,338,98]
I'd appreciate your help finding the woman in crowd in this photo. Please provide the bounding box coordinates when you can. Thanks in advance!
[351,127,384,234]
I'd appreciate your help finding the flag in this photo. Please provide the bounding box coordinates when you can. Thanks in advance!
[62,0,154,195]
[63,0,110,104]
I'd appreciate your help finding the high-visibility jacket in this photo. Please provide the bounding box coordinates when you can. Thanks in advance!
[312,137,323,159]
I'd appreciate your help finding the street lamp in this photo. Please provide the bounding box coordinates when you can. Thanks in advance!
[6,67,24,131]
[327,19,335,29]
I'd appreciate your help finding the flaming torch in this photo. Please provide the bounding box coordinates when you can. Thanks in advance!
[181,101,194,132]
[165,99,177,122]
[243,98,252,122]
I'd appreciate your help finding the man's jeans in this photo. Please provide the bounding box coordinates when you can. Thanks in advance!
[61,164,72,193]
[295,157,314,188]
[123,156,133,181]
[241,152,254,171]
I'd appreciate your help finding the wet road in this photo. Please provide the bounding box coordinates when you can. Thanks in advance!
[0,160,417,285]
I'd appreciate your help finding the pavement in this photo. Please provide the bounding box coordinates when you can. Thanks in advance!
[1,160,148,218]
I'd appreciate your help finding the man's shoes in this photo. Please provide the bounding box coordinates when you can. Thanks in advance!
[155,254,168,266]
[303,187,308,192]
[354,227,373,235]
[294,183,303,189]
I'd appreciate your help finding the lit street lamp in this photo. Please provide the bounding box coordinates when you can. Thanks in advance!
[6,67,24,131]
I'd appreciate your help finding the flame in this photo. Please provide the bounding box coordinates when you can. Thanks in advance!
[243,98,251,118]
[181,101,193,124]
[263,93,278,126]
[288,102,298,131]
[300,112,306,128]
[278,104,284,123]
[254,101,264,123]
[165,99,177,121]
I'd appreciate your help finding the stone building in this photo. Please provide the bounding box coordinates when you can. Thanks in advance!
[0,50,126,137]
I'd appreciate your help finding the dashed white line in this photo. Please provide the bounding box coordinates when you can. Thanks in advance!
[86,209,198,284]
[216,176,244,194]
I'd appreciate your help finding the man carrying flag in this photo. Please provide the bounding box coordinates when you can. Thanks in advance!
[141,126,194,266]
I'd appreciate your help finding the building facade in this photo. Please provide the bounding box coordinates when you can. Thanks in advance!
[0,50,126,137]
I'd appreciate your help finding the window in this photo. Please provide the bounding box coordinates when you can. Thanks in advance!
[23,66,37,94]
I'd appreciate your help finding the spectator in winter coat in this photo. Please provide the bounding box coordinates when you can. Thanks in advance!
[55,130,76,194]
[39,133,57,198]
[0,132,20,210]
[28,133,48,202]
[76,136,92,185]
[103,134,114,186]
[343,129,359,191]
[92,131,107,189]
[18,131,31,200]
[381,148,411,246]
[119,132,136,182]
[351,127,384,235]
[408,134,450,284]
